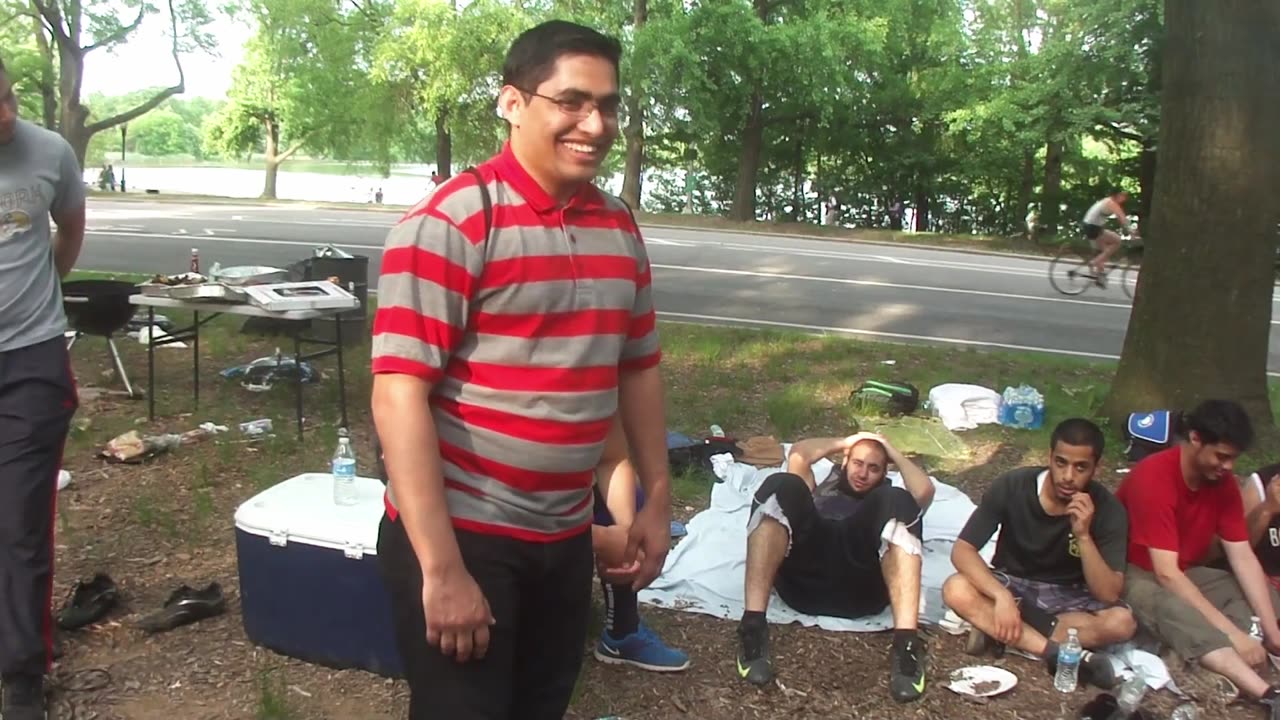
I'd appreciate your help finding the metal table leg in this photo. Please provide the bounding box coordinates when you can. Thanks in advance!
[147,306,156,421]
[294,332,304,439]
[335,314,348,430]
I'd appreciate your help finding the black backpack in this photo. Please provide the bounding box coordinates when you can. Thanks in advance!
[850,380,920,416]
[1124,410,1178,462]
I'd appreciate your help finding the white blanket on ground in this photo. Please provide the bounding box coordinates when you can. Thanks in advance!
[639,451,994,631]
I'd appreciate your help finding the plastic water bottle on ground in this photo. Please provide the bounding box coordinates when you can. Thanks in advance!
[1250,615,1264,642]
[332,427,358,506]
[1170,703,1199,720]
[1114,668,1148,717]
[1054,628,1082,692]
[709,424,725,438]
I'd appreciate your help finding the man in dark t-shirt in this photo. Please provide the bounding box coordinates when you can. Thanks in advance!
[1237,463,1280,592]
[735,432,936,703]
[943,419,1134,690]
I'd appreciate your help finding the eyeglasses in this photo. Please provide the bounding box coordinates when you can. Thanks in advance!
[518,88,624,121]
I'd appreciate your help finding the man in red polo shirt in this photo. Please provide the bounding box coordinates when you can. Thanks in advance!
[370,20,672,720]
[1117,399,1280,715]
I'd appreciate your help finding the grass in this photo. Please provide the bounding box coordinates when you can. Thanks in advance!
[255,670,297,720]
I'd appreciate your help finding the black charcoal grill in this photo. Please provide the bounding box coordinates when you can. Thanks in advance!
[62,279,138,397]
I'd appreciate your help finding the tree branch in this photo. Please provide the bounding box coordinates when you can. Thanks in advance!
[1099,120,1144,143]
[276,133,313,163]
[84,0,185,134]
[31,0,69,44]
[83,4,146,53]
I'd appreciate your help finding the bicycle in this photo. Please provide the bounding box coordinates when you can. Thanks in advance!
[1048,233,1142,298]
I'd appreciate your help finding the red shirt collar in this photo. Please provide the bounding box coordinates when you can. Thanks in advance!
[491,142,604,214]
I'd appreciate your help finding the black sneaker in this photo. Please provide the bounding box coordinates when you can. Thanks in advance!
[889,635,927,703]
[735,620,774,686]
[1,672,47,720]
[1045,649,1118,690]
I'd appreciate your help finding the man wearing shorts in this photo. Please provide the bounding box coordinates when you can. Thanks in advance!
[1118,400,1280,714]
[734,432,935,703]
[1081,189,1137,282]
[943,419,1133,690]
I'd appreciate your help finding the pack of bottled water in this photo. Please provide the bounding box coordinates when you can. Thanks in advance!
[999,384,1045,429]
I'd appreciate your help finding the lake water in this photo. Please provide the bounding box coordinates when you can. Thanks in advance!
[83,163,629,206]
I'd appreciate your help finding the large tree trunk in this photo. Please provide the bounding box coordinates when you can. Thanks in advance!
[1137,138,1157,223]
[435,111,452,179]
[1103,0,1280,427]
[261,119,280,199]
[1040,138,1064,234]
[619,0,647,211]
[31,12,58,130]
[912,188,930,232]
[729,89,765,222]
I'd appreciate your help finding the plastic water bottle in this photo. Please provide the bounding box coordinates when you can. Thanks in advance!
[1114,668,1148,717]
[1250,615,1264,642]
[1054,628,1082,692]
[1014,404,1034,427]
[1170,703,1199,720]
[332,428,358,506]
[710,424,725,438]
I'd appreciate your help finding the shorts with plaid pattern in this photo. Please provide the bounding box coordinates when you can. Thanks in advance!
[996,572,1119,615]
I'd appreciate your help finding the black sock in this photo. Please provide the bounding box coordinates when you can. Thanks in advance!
[601,579,639,638]
[893,628,918,646]
[740,610,766,629]
[1263,686,1280,703]
[1043,640,1060,661]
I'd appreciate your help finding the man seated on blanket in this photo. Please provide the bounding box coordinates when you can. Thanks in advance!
[735,431,935,703]
[591,419,691,672]
[942,418,1133,691]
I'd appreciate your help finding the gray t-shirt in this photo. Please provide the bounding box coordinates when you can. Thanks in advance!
[0,118,85,351]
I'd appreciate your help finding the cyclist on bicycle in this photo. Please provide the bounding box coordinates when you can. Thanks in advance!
[1081,190,1138,285]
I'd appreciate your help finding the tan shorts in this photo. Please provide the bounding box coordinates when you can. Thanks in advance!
[1124,566,1280,660]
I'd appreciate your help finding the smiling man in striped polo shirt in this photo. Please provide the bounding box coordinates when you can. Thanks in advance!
[370,20,673,720]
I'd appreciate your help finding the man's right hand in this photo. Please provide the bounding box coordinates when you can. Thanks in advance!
[1230,629,1266,667]
[992,592,1023,645]
[422,564,495,663]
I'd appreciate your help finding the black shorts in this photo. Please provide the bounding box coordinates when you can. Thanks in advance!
[749,473,923,619]
[1081,223,1103,240]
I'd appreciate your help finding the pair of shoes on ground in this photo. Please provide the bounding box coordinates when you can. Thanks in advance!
[57,574,226,635]
[966,627,1119,690]
[594,622,690,672]
[736,621,927,703]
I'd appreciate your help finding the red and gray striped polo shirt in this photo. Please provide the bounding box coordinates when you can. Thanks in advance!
[371,143,661,542]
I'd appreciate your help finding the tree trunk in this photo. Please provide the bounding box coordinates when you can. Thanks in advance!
[261,119,280,199]
[1102,0,1280,428]
[435,111,452,179]
[913,189,930,232]
[31,13,57,130]
[619,0,647,211]
[729,89,765,222]
[1137,137,1157,223]
[57,43,91,166]
[1040,138,1064,234]
[790,130,804,222]
[1018,150,1034,235]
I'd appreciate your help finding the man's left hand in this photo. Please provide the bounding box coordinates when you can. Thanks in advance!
[618,500,672,592]
[1066,493,1095,538]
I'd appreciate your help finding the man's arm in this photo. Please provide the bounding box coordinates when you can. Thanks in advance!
[617,366,670,503]
[1149,548,1243,637]
[597,417,638,528]
[786,437,848,490]
[876,434,935,510]
[373,375,463,576]
[952,539,1012,604]
[1242,473,1278,548]
[1223,540,1280,644]
[51,203,85,278]
[1111,200,1134,233]
[1076,535,1124,603]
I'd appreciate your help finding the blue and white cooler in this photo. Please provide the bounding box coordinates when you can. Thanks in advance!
[234,472,402,677]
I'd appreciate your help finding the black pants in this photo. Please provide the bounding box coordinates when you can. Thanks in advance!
[0,336,77,677]
[752,472,922,619]
[378,516,593,720]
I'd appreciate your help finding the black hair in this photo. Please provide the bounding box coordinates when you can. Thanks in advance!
[1182,399,1254,452]
[1050,418,1105,461]
[502,20,622,92]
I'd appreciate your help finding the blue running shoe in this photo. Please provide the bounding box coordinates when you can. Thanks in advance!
[594,623,691,672]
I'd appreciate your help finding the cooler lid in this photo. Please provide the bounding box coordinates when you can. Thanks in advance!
[234,473,384,557]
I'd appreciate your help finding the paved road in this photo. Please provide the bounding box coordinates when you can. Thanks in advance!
[82,198,1280,371]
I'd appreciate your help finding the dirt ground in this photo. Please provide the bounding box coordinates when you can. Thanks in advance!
[44,316,1266,720]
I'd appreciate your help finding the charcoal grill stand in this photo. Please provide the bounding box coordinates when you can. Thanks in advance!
[64,296,138,398]
[129,295,356,439]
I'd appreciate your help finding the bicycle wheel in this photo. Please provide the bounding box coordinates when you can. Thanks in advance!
[1120,259,1139,299]
[1049,246,1092,295]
